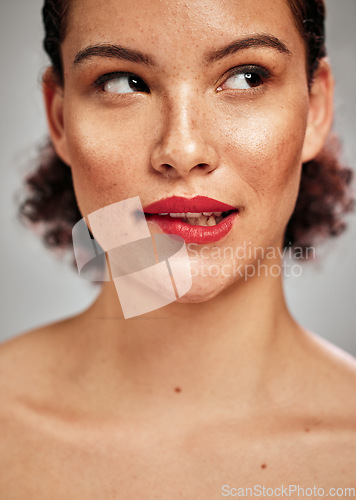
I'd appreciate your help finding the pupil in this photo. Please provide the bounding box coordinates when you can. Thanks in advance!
[129,76,149,92]
[245,73,262,87]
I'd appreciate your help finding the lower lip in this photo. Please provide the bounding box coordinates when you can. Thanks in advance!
[144,212,239,244]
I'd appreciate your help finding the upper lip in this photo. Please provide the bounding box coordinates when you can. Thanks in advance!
[143,196,238,214]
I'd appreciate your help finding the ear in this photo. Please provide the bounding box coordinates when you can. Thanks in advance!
[301,59,335,163]
[42,67,71,166]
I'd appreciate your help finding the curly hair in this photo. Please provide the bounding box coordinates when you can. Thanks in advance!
[19,0,354,260]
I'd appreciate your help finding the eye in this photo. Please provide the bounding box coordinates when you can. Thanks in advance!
[217,66,271,91]
[93,72,150,94]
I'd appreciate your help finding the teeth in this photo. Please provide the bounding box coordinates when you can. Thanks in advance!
[154,210,231,218]
[164,211,227,225]
[167,211,223,218]
[207,216,217,226]
[184,215,217,226]
[185,217,203,225]
[185,212,202,217]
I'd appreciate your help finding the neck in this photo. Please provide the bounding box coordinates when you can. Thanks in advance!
[67,257,302,423]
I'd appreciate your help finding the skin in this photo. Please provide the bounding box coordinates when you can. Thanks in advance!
[0,0,355,498]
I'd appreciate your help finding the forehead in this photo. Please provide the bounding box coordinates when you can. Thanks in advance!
[64,0,302,63]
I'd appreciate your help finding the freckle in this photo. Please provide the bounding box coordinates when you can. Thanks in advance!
[305,428,310,432]
[174,387,182,393]
[261,464,267,469]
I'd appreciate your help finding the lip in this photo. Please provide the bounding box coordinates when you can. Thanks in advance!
[143,195,237,214]
[145,212,239,244]
[142,196,239,244]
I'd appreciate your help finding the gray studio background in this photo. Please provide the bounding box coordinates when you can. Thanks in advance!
[1,0,355,354]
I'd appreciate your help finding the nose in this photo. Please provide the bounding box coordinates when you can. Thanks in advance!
[150,92,219,179]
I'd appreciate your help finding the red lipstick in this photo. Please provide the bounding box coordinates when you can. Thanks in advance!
[143,196,240,244]
[143,195,237,214]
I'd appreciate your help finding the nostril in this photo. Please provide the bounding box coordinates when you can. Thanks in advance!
[195,163,215,173]
[159,163,175,173]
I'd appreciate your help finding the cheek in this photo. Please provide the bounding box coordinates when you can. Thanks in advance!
[63,103,153,216]
[220,99,308,210]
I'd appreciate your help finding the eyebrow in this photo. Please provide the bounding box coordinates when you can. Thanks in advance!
[206,34,292,62]
[73,43,155,67]
[73,33,292,68]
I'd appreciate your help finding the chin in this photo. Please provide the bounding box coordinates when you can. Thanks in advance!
[175,292,218,304]
[174,274,231,304]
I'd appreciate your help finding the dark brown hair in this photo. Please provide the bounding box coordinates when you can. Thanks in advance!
[19,0,354,259]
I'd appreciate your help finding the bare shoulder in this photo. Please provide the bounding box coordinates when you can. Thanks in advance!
[0,321,60,367]
[0,318,83,496]
[295,327,356,423]
[303,328,356,381]
[0,317,84,459]
[0,316,81,405]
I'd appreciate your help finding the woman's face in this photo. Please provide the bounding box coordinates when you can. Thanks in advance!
[50,0,327,302]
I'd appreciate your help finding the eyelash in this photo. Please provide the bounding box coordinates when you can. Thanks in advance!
[220,65,272,88]
[93,71,150,92]
[92,65,272,93]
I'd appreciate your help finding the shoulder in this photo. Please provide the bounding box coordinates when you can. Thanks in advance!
[302,328,356,384]
[294,328,356,425]
[0,320,82,494]
[296,332,356,483]
[0,320,67,372]
[0,317,85,454]
[0,317,81,408]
